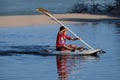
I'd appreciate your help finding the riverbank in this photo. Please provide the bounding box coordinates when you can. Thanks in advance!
[0,13,120,27]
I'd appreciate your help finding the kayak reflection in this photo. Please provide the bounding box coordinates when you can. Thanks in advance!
[56,55,99,80]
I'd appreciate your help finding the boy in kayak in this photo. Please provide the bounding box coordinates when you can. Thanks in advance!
[56,26,84,51]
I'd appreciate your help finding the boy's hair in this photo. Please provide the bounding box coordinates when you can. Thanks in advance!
[59,26,66,31]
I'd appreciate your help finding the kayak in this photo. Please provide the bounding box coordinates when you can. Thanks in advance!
[39,49,102,56]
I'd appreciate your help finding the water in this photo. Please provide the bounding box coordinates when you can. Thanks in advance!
[0,21,120,80]
[0,0,116,15]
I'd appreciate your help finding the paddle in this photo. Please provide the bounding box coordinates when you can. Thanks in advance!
[36,8,94,50]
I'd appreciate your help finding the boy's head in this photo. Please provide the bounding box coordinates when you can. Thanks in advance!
[59,26,66,31]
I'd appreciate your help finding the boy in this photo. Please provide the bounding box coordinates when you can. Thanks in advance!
[56,26,84,51]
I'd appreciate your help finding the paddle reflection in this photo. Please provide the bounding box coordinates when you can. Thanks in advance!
[56,55,99,80]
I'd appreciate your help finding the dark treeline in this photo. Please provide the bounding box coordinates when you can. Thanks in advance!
[111,0,120,15]
[69,0,120,15]
[116,0,120,7]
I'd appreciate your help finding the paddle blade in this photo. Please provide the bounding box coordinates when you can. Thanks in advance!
[36,8,51,17]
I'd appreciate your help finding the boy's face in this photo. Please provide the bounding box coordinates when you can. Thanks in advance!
[63,29,68,35]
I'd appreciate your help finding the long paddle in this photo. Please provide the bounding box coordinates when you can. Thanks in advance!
[36,8,94,50]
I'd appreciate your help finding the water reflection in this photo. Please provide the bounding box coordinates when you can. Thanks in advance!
[56,55,99,80]
[115,23,120,36]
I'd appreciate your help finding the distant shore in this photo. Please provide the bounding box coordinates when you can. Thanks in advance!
[0,13,120,27]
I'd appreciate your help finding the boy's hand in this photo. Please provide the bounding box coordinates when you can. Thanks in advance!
[74,37,81,40]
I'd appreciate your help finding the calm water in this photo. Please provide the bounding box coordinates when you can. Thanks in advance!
[0,21,120,80]
[0,0,116,15]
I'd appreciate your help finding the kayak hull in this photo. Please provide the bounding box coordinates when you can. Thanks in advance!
[40,49,101,56]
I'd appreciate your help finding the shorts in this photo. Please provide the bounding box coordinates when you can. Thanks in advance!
[56,46,63,51]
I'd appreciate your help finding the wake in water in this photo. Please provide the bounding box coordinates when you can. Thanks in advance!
[0,45,55,56]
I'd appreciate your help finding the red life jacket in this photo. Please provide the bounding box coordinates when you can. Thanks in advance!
[56,32,71,49]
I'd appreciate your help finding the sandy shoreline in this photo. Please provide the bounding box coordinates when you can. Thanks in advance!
[0,13,120,27]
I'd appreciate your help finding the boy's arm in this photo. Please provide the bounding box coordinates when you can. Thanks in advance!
[69,37,81,41]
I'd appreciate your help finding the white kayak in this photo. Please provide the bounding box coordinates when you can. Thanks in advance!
[45,49,102,56]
